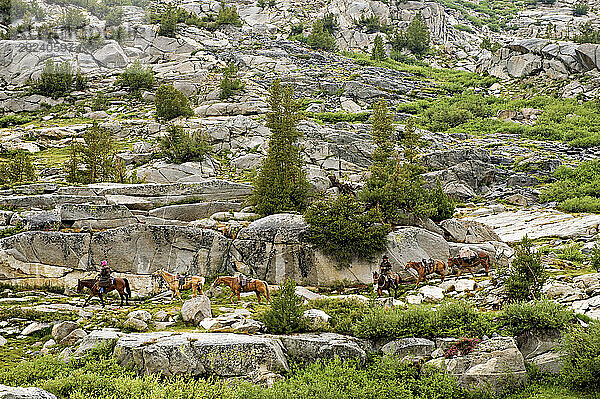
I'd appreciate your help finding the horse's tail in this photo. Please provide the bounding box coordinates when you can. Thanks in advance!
[124,278,131,298]
[264,281,271,301]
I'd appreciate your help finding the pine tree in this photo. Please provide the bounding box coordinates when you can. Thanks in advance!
[505,235,546,301]
[405,12,430,54]
[252,79,309,215]
[371,35,386,61]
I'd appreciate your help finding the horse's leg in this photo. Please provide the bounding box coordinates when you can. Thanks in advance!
[192,284,197,298]
[176,288,183,302]
[170,290,174,304]
[237,290,241,302]
[255,290,261,303]
[198,281,204,296]
[118,290,124,307]
[100,293,104,307]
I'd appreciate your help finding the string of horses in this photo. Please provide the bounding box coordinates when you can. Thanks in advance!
[75,250,490,306]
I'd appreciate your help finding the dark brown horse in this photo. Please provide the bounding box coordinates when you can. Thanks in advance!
[211,275,270,303]
[77,277,131,307]
[448,251,491,277]
[405,259,447,287]
[373,271,401,298]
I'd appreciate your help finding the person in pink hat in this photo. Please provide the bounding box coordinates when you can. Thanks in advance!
[96,260,113,294]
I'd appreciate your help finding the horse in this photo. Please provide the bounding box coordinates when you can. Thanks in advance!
[372,271,401,298]
[405,259,447,288]
[211,275,270,303]
[448,251,491,277]
[77,277,131,307]
[152,269,205,303]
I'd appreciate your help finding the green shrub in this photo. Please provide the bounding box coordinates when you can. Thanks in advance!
[305,111,370,123]
[0,151,36,185]
[391,12,430,54]
[251,79,309,215]
[29,59,75,98]
[575,22,600,44]
[219,63,245,100]
[59,8,87,31]
[371,34,386,61]
[116,60,155,93]
[505,235,546,301]
[453,23,474,33]
[428,179,455,222]
[354,13,388,33]
[540,160,600,213]
[0,114,32,128]
[591,238,600,271]
[65,121,137,184]
[561,322,600,392]
[91,91,109,111]
[572,2,589,16]
[502,300,575,336]
[215,1,242,27]
[158,6,177,37]
[354,301,493,340]
[308,298,367,335]
[306,19,337,51]
[159,124,211,164]
[154,84,194,121]
[304,194,390,265]
[555,241,585,263]
[261,279,305,334]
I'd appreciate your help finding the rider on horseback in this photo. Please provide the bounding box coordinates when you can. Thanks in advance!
[96,260,113,294]
[380,255,396,288]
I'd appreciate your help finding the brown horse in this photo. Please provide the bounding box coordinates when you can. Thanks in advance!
[211,275,270,303]
[448,251,491,277]
[152,269,205,303]
[405,259,447,287]
[373,271,401,298]
[77,277,131,307]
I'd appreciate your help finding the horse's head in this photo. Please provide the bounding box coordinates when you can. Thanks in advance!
[76,279,83,293]
[151,269,163,279]
[372,271,379,284]
[405,262,418,270]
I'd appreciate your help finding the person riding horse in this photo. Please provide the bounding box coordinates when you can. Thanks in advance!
[379,256,396,289]
[235,272,249,289]
[96,260,113,294]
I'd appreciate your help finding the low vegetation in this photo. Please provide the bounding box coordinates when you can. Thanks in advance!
[0,151,36,185]
[261,279,305,334]
[159,124,211,164]
[154,84,194,121]
[219,63,245,100]
[28,60,86,98]
[540,160,600,213]
[504,236,546,301]
[116,60,156,93]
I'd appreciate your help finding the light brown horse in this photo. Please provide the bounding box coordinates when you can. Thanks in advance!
[405,259,447,287]
[77,277,131,307]
[152,269,205,303]
[211,275,270,303]
[373,271,401,298]
[448,251,491,277]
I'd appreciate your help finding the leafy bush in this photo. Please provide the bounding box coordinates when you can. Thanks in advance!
[59,8,88,31]
[304,111,370,123]
[444,337,481,358]
[29,59,76,98]
[158,6,177,37]
[575,22,600,44]
[116,60,155,93]
[159,124,211,164]
[354,301,494,340]
[154,84,194,121]
[502,300,575,336]
[306,19,337,51]
[219,63,245,100]
[453,23,474,33]
[261,279,305,334]
[0,114,32,128]
[354,13,388,33]
[308,297,367,335]
[371,34,386,61]
[572,2,589,16]
[251,79,309,215]
[304,194,390,265]
[540,160,600,212]
[428,179,455,222]
[215,1,242,27]
[505,236,546,301]
[65,121,137,184]
[0,151,36,185]
[555,241,585,263]
[91,91,109,111]
[561,322,600,393]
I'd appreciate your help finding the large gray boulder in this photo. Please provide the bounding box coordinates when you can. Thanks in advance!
[0,385,56,399]
[181,296,212,325]
[381,337,435,359]
[278,333,367,364]
[516,329,563,374]
[114,332,288,377]
[428,337,526,392]
[148,202,244,222]
[74,329,123,357]
[52,321,79,343]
